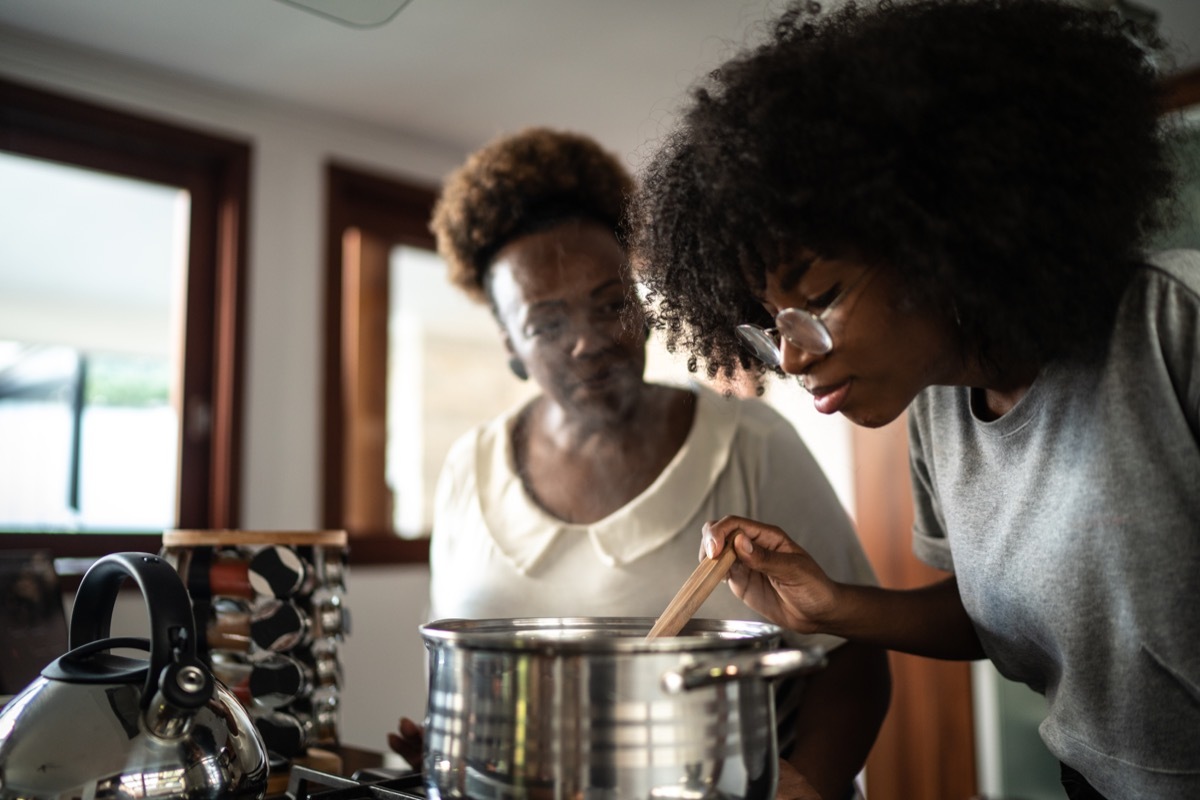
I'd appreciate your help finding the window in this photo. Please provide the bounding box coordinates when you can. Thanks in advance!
[322,164,440,562]
[0,78,250,558]
[1157,67,1200,251]
[0,154,187,532]
[384,245,538,535]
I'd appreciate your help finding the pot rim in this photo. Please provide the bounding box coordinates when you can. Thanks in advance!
[420,616,784,653]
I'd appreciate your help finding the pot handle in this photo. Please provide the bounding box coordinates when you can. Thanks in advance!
[70,552,209,709]
[661,646,827,693]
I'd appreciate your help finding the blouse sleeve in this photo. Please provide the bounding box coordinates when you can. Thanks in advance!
[427,429,479,622]
[747,405,878,588]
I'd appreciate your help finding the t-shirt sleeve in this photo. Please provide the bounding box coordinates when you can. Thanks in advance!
[1148,251,1200,444]
[907,395,955,572]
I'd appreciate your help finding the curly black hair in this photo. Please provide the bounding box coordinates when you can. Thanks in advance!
[429,127,634,305]
[630,0,1175,378]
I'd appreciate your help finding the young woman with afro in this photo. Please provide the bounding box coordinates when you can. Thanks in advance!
[631,0,1199,798]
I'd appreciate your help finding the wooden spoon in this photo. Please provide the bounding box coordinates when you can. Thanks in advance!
[646,533,741,640]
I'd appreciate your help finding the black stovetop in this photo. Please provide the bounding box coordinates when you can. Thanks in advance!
[286,765,427,800]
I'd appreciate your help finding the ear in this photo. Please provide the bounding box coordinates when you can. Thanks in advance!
[485,279,515,354]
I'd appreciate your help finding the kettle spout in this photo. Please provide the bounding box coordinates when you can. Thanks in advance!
[144,662,213,739]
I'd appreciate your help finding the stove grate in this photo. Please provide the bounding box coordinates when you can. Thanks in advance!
[286,764,427,800]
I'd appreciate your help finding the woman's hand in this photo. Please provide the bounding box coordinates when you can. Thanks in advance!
[701,515,841,634]
[706,516,985,659]
[386,716,425,770]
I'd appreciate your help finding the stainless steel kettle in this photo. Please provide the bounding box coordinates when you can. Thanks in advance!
[0,552,269,800]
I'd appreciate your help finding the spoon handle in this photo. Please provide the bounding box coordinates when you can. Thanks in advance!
[646,533,740,640]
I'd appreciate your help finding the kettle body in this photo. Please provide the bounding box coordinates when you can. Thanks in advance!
[0,552,269,800]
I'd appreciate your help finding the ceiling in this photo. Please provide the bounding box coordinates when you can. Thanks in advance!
[0,0,1196,169]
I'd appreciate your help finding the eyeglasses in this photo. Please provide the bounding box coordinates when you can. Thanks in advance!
[520,297,629,344]
[735,268,874,367]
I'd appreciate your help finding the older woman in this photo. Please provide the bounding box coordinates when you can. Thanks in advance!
[390,127,889,800]
[631,1,1199,798]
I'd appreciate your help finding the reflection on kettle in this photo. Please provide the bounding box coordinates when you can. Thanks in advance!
[0,552,269,800]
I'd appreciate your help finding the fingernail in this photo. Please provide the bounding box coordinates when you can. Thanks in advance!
[737,536,752,555]
[705,538,715,559]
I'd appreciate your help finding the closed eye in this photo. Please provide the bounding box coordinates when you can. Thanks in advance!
[807,284,840,311]
[523,317,566,339]
[596,299,625,316]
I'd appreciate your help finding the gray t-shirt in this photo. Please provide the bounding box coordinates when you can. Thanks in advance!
[908,250,1200,799]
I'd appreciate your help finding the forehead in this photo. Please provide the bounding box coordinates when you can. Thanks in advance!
[488,220,626,305]
[763,250,870,296]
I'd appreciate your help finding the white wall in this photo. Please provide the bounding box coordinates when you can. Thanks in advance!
[0,28,854,758]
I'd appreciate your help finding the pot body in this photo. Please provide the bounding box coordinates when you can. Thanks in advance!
[421,617,809,800]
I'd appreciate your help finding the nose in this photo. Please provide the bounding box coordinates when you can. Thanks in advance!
[778,339,823,375]
[568,316,621,358]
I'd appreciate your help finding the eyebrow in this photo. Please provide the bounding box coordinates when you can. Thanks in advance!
[527,278,622,309]
[771,251,818,292]
[776,261,814,292]
[523,278,625,318]
[524,299,566,316]
[589,278,623,298]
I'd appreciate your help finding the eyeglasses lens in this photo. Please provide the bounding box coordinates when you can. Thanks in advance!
[777,309,833,355]
[735,324,783,367]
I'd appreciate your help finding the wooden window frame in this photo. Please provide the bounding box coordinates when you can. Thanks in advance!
[1164,65,1200,111]
[0,78,250,559]
[321,162,438,564]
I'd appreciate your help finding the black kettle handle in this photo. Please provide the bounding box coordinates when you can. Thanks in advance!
[70,552,200,703]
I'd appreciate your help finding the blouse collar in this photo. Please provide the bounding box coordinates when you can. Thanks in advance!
[476,383,740,574]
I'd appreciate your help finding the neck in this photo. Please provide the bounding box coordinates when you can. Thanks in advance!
[532,384,660,445]
[512,385,696,524]
[969,363,1040,421]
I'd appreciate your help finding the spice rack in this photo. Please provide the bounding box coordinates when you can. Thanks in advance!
[160,530,349,768]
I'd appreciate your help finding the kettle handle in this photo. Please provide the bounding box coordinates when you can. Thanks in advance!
[70,552,203,706]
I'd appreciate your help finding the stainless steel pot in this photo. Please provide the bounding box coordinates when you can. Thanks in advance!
[420,617,825,800]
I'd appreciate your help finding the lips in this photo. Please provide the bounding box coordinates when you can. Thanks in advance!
[573,364,636,393]
[808,380,851,415]
[577,368,616,388]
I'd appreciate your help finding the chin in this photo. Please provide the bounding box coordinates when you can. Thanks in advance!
[841,399,904,429]
[571,384,639,420]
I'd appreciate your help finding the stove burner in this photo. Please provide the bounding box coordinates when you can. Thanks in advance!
[286,765,427,800]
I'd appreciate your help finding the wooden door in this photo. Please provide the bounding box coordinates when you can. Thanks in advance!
[855,417,978,800]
